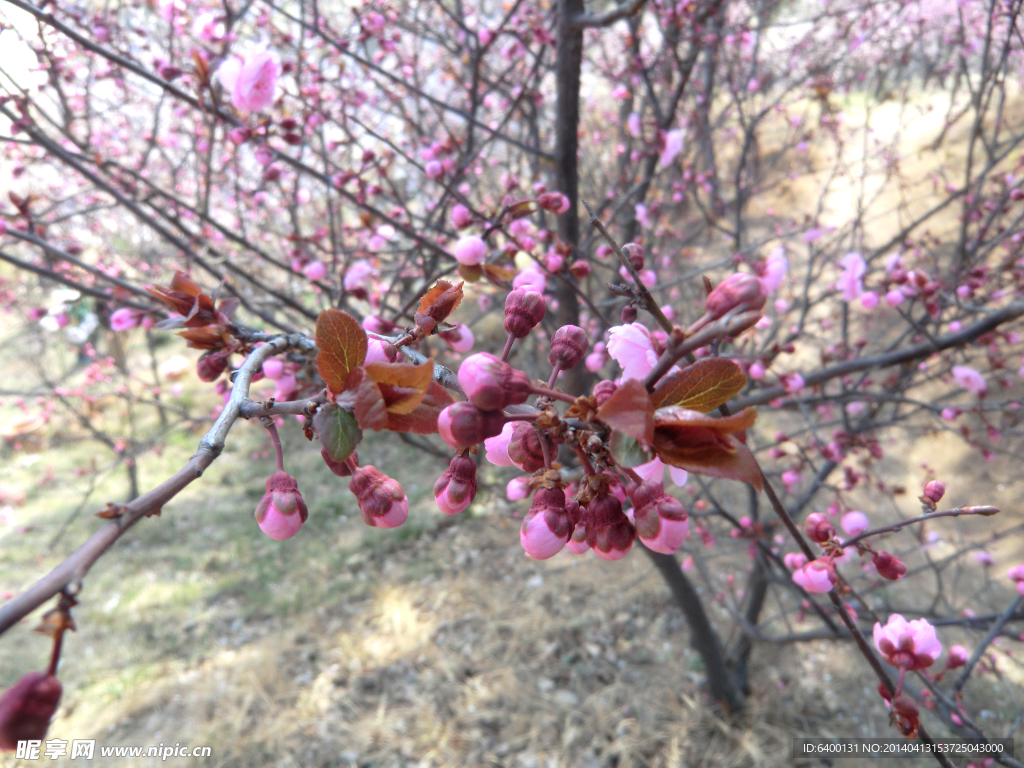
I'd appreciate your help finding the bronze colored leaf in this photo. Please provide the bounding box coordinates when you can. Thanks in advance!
[596,378,654,443]
[338,367,388,430]
[365,359,434,414]
[651,358,747,412]
[315,309,368,395]
[385,381,454,434]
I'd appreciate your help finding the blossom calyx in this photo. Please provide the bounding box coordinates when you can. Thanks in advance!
[548,325,589,370]
[457,353,532,411]
[433,455,478,515]
[437,402,507,448]
[349,465,408,528]
[254,471,308,540]
[628,481,689,554]
[0,672,62,750]
[504,288,546,338]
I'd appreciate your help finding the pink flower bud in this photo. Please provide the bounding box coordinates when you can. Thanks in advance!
[792,558,837,593]
[923,480,945,503]
[451,204,472,228]
[254,471,309,540]
[873,551,907,581]
[262,358,285,380]
[110,307,141,331]
[321,447,356,476]
[537,191,570,214]
[304,260,327,280]
[507,476,531,500]
[783,552,808,570]
[629,481,689,554]
[946,645,969,669]
[507,422,545,472]
[569,259,591,278]
[621,243,644,271]
[437,402,507,447]
[520,487,574,559]
[804,512,835,543]
[434,454,478,515]
[586,493,635,561]
[504,288,546,338]
[425,160,444,179]
[705,273,767,319]
[457,353,532,410]
[548,325,589,370]
[0,672,62,750]
[593,380,617,406]
[840,510,869,536]
[349,465,408,528]
[453,235,488,265]
[439,323,475,352]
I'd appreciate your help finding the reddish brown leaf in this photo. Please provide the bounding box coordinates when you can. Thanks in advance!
[315,309,368,395]
[596,378,654,443]
[169,271,203,297]
[651,358,747,412]
[365,360,434,414]
[651,406,761,489]
[483,263,516,281]
[414,280,464,332]
[177,327,226,350]
[338,367,388,430]
[385,381,454,434]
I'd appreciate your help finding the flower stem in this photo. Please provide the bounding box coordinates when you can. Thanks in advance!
[263,418,285,472]
[501,333,516,361]
[528,385,576,403]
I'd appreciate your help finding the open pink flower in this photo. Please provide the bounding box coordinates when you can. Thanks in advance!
[216,47,280,113]
[952,365,986,396]
[606,323,659,381]
[110,308,142,331]
[759,247,788,294]
[659,129,684,168]
[343,259,376,293]
[873,614,942,670]
[836,252,866,302]
[792,558,836,593]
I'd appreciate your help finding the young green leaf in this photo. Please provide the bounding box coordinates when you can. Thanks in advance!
[312,402,362,463]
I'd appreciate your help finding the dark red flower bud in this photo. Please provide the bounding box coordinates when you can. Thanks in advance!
[0,672,62,750]
[621,243,644,271]
[628,481,689,554]
[586,493,635,561]
[457,353,532,410]
[705,273,767,319]
[437,402,507,447]
[520,487,574,559]
[504,288,546,338]
[537,191,571,214]
[620,305,638,324]
[548,325,589,370]
[569,259,591,278]
[433,454,478,515]
[196,349,230,382]
[923,480,945,504]
[321,447,357,476]
[593,380,618,406]
[350,465,408,528]
[873,551,907,581]
[804,512,835,544]
[254,471,309,540]
[508,422,546,472]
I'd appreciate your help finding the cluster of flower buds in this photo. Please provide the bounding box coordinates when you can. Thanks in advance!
[0,672,62,750]
[254,471,308,540]
[349,465,409,528]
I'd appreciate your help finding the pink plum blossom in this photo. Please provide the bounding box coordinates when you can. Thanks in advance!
[453,235,487,265]
[841,511,869,536]
[873,614,942,669]
[952,365,986,395]
[216,47,280,113]
[110,308,141,331]
[792,559,836,593]
[343,259,375,293]
[837,252,866,302]
[607,323,659,380]
[659,129,684,168]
